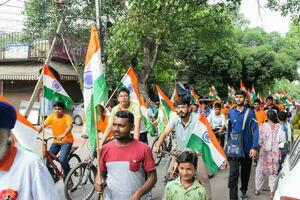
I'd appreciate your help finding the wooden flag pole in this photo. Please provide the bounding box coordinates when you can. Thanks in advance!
[93,106,104,200]
[24,19,64,118]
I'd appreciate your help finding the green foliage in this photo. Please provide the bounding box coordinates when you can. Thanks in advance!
[236,26,299,95]
[272,79,300,100]
[23,0,300,99]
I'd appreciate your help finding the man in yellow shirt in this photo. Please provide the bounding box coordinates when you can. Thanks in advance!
[99,88,145,147]
[38,102,74,180]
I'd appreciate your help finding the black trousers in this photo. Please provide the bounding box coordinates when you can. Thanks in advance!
[228,155,252,200]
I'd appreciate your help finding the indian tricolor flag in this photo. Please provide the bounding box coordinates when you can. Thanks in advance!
[186,114,226,174]
[156,85,175,135]
[117,67,156,134]
[227,84,235,101]
[190,87,200,106]
[140,98,155,136]
[43,65,73,109]
[0,96,38,151]
[208,85,220,101]
[119,67,142,105]
[250,85,257,103]
[84,25,108,150]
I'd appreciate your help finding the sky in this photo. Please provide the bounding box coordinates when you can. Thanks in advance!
[0,0,25,33]
[240,0,291,34]
[0,0,292,34]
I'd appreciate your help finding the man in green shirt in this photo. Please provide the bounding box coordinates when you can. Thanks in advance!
[164,151,207,200]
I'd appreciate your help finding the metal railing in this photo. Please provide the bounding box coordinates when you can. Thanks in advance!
[0,32,86,61]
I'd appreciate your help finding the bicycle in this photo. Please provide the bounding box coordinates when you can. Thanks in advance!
[162,149,183,184]
[64,136,97,200]
[38,136,81,183]
[151,131,175,166]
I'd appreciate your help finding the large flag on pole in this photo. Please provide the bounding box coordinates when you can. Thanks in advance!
[240,80,247,92]
[140,97,156,136]
[156,85,175,135]
[208,85,220,101]
[171,82,189,102]
[43,65,74,109]
[117,67,155,134]
[186,114,226,174]
[0,96,38,151]
[84,25,108,150]
[190,87,200,106]
[250,85,257,103]
[240,80,250,102]
[279,91,293,107]
[227,84,235,101]
[170,83,179,103]
[118,67,142,105]
[257,93,265,103]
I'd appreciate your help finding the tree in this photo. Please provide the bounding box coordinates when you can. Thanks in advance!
[235,27,299,94]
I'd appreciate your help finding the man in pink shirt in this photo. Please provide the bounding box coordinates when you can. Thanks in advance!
[95,110,157,200]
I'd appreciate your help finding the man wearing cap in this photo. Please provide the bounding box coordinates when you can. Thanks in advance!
[0,101,60,199]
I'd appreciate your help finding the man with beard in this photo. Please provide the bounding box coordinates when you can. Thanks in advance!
[0,101,59,199]
[154,98,211,200]
[95,111,157,200]
[226,90,259,200]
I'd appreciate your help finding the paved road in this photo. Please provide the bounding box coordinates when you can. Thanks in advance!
[35,126,271,200]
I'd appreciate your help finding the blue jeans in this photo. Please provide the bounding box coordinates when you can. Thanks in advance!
[49,142,72,179]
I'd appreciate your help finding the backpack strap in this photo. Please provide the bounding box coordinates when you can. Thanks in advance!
[242,108,250,131]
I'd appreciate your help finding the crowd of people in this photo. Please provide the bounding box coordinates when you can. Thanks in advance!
[0,87,296,200]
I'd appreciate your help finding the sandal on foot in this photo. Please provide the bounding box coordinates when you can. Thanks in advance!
[254,190,259,195]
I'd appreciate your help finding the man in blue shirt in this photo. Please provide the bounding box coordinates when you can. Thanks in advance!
[226,90,259,200]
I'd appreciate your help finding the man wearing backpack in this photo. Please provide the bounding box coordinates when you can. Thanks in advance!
[226,90,259,200]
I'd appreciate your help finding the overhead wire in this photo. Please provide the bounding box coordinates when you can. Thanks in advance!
[0,0,11,6]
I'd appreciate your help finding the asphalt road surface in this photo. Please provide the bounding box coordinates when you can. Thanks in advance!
[35,126,271,200]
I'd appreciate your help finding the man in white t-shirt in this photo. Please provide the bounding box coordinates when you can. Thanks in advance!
[208,102,226,148]
[0,101,60,200]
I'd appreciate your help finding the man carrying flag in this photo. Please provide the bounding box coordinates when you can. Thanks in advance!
[83,25,108,151]
[99,88,146,146]
[154,98,213,200]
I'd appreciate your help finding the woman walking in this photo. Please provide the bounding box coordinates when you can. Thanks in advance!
[254,110,284,199]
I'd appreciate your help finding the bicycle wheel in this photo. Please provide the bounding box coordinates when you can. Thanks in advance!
[68,153,81,169]
[64,162,97,200]
[151,137,165,166]
[46,162,60,183]
[164,156,178,184]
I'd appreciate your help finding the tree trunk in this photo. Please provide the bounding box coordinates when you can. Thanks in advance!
[139,38,159,98]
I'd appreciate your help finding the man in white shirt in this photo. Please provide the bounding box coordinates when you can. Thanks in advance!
[208,102,226,148]
[0,101,60,200]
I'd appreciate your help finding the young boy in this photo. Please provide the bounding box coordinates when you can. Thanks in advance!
[163,151,208,200]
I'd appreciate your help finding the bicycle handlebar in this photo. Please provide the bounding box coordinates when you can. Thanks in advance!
[37,136,55,142]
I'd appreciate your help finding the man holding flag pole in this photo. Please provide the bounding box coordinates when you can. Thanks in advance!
[83,25,108,199]
[154,97,226,200]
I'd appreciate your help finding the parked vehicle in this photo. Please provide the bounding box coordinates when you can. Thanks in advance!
[72,103,84,125]
[274,136,300,200]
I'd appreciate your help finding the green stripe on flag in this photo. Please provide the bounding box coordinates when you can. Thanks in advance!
[43,86,74,109]
[85,102,97,150]
[161,99,171,119]
[143,116,156,136]
[186,134,219,174]
[93,75,108,105]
